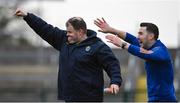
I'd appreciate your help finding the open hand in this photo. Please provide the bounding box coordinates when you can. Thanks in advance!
[105,34,122,47]
[94,18,112,33]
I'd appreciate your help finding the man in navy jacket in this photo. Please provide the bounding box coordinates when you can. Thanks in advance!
[94,18,177,102]
[15,9,122,102]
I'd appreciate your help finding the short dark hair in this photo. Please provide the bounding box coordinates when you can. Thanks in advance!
[66,17,87,33]
[140,22,159,40]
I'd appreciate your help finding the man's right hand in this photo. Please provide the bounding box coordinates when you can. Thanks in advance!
[94,18,113,33]
[14,9,27,17]
[94,18,127,40]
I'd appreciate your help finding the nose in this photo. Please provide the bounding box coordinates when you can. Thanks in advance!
[137,33,140,37]
[67,33,71,37]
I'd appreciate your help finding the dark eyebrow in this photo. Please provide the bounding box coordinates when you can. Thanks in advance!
[138,31,143,35]
[67,30,71,32]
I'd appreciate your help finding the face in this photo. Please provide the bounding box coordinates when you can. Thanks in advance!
[66,23,82,44]
[137,27,153,49]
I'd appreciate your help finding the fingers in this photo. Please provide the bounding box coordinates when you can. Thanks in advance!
[102,17,106,23]
[106,35,115,44]
[94,18,111,34]
[104,84,120,94]
[97,18,103,24]
[107,40,113,43]
[106,35,122,47]
[14,10,22,16]
[14,8,21,15]
[105,35,115,41]
[111,84,120,94]
[94,17,106,27]
[14,10,19,15]
[94,20,101,27]
[15,12,21,16]
[104,87,112,93]
[98,29,104,33]
[14,8,27,17]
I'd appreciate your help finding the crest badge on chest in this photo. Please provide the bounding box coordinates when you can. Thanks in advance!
[85,46,91,52]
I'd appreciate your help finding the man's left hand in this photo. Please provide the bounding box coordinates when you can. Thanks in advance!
[104,84,120,94]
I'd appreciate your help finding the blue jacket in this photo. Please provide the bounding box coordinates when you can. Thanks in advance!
[125,33,177,101]
[23,13,122,102]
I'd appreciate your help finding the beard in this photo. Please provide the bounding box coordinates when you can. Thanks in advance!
[67,36,79,44]
[142,41,150,49]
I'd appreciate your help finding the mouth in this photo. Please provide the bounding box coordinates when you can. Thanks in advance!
[67,36,73,41]
[138,40,143,46]
[67,36,73,40]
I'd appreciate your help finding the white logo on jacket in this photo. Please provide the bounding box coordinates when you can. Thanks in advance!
[85,46,91,52]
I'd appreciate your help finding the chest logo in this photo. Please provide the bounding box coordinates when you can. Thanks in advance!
[85,46,91,52]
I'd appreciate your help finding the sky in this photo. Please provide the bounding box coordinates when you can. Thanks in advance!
[20,0,180,48]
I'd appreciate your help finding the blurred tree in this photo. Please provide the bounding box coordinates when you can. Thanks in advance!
[0,0,32,48]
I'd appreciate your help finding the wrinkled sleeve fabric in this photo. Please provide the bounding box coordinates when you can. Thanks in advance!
[125,32,140,47]
[96,44,122,86]
[128,45,170,62]
[23,13,66,50]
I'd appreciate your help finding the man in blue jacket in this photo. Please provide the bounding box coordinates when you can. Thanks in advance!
[94,18,177,102]
[14,9,122,102]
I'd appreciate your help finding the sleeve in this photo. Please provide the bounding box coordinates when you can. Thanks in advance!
[96,44,122,86]
[128,45,170,62]
[125,32,140,46]
[23,13,66,50]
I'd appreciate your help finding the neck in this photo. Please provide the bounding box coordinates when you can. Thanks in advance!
[147,40,156,49]
[77,34,87,44]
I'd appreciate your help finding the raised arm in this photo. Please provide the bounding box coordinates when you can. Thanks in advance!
[15,9,66,50]
[94,18,126,39]
[106,35,170,62]
[94,18,139,46]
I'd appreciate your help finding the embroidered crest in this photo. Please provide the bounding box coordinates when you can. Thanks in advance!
[85,46,91,52]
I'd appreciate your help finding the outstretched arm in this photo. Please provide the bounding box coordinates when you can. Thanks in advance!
[94,18,139,46]
[94,18,126,39]
[106,35,170,62]
[15,9,66,50]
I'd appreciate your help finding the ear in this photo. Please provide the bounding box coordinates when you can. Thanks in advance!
[79,29,85,35]
[148,33,155,40]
